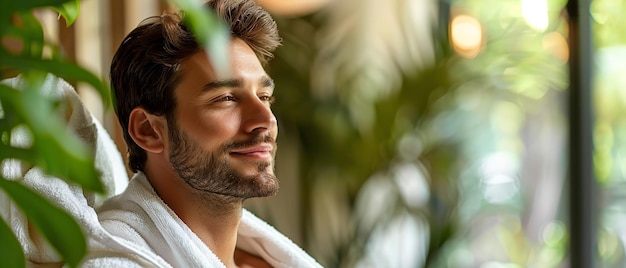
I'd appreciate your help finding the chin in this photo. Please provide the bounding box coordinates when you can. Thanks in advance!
[234,161,275,179]
[240,173,279,199]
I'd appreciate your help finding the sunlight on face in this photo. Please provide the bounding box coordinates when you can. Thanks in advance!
[168,119,278,199]
[166,38,279,199]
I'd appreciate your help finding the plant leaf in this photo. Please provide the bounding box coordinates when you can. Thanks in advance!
[13,12,45,58]
[0,216,25,268]
[0,178,86,268]
[0,53,110,108]
[0,83,104,193]
[52,0,80,26]
[0,0,80,16]
[167,0,230,77]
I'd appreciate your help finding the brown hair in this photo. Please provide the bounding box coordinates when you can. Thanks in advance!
[110,0,281,172]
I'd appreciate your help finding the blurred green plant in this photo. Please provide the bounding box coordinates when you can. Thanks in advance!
[0,0,227,267]
[261,0,574,266]
[0,1,107,267]
[265,1,461,266]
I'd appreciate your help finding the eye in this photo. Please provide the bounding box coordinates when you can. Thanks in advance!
[218,95,236,102]
[260,95,276,104]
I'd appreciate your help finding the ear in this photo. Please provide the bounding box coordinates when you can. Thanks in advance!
[128,107,167,153]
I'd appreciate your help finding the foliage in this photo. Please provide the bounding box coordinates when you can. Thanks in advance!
[262,0,584,266]
[591,0,626,266]
[265,1,461,266]
[0,1,105,267]
[0,0,227,267]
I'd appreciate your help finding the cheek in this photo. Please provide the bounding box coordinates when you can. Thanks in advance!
[187,113,241,142]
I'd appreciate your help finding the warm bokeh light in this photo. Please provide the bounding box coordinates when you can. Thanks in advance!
[521,0,549,31]
[12,0,626,266]
[450,14,482,58]
[542,32,569,62]
[255,0,330,16]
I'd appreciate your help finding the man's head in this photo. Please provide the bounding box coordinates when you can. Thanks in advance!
[111,0,281,199]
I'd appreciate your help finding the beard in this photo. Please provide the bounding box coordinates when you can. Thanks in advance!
[167,120,279,200]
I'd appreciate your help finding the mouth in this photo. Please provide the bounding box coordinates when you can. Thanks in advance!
[229,144,274,160]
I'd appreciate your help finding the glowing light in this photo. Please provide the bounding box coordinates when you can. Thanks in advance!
[590,0,609,24]
[450,14,482,58]
[542,32,569,62]
[480,152,520,204]
[255,0,330,16]
[542,221,566,247]
[522,0,549,31]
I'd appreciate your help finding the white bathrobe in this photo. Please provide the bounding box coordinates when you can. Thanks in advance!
[0,75,320,267]
[83,172,321,268]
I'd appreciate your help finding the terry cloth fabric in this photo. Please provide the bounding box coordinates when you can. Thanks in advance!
[1,75,321,267]
[85,172,322,268]
[0,75,129,204]
[0,75,130,266]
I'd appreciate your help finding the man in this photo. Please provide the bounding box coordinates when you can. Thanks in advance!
[83,0,320,267]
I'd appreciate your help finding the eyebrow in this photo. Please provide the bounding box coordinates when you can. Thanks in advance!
[261,76,275,89]
[201,76,275,92]
[201,79,241,92]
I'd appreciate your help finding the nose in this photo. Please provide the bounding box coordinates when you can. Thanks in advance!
[242,96,277,134]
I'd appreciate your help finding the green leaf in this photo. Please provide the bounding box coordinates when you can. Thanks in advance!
[0,145,35,164]
[0,178,86,268]
[167,0,230,77]
[34,132,103,192]
[0,0,80,16]
[0,83,104,193]
[0,13,44,58]
[52,0,80,26]
[16,12,45,58]
[0,54,110,108]
[0,107,21,134]
[0,217,25,268]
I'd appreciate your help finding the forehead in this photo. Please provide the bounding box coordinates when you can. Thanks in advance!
[175,38,266,93]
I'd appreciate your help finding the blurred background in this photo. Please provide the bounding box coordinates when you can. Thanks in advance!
[25,0,626,266]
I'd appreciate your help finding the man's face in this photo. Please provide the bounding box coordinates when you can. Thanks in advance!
[166,38,279,199]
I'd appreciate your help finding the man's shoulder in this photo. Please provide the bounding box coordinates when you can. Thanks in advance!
[95,173,166,251]
[97,172,155,212]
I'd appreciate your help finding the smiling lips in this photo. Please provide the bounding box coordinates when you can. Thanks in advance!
[230,144,274,159]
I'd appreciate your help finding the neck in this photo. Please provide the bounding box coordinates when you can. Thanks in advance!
[187,192,244,268]
[144,164,244,267]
